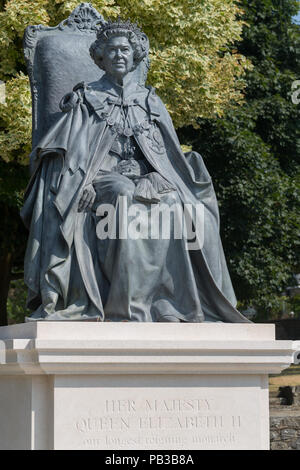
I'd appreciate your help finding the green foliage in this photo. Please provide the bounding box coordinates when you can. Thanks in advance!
[290,294,300,319]
[113,0,251,126]
[0,0,251,168]
[0,0,250,323]
[0,0,299,322]
[179,0,300,318]
[7,278,30,324]
[0,73,31,164]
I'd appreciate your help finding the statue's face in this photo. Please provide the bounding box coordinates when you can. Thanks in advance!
[102,36,134,79]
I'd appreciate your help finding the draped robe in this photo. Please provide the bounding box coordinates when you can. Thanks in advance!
[21,74,249,323]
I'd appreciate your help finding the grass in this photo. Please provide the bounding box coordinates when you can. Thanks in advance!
[269,365,300,393]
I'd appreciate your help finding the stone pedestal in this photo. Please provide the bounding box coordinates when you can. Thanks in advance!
[0,323,297,450]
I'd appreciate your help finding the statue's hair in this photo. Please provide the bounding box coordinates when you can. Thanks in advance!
[90,20,148,71]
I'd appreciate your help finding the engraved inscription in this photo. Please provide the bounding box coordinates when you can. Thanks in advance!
[74,396,244,449]
[105,398,213,413]
[80,433,238,449]
[76,414,240,432]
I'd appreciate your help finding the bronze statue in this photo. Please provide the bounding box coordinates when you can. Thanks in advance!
[21,5,249,323]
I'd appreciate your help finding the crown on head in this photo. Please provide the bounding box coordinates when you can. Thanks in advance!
[96,18,144,39]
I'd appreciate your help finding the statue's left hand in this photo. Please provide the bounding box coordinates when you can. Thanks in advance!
[78,184,96,212]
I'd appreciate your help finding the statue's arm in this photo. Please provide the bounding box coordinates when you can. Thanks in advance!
[26,83,91,196]
[59,82,86,113]
[147,89,182,148]
[148,91,214,191]
[61,82,98,212]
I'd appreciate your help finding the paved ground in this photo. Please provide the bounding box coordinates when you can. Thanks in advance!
[270,408,300,417]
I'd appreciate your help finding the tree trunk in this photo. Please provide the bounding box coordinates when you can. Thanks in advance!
[0,251,13,326]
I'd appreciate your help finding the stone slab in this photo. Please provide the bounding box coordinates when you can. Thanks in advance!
[0,322,297,450]
[54,374,269,450]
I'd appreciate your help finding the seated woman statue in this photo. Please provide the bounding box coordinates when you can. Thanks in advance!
[21,19,249,323]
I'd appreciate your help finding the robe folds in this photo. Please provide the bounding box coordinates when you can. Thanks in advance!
[21,74,249,323]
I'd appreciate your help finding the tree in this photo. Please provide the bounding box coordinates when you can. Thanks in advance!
[0,0,250,325]
[179,0,300,319]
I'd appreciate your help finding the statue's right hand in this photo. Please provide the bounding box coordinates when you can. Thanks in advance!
[78,184,96,212]
[59,91,79,112]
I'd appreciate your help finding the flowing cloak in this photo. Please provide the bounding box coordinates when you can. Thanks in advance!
[21,74,249,323]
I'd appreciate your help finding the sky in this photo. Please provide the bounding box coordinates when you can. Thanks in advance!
[293,11,300,23]
[293,1,300,23]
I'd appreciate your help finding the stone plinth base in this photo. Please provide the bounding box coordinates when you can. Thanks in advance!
[0,323,296,450]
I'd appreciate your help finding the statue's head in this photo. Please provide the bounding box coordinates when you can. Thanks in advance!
[90,20,149,80]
